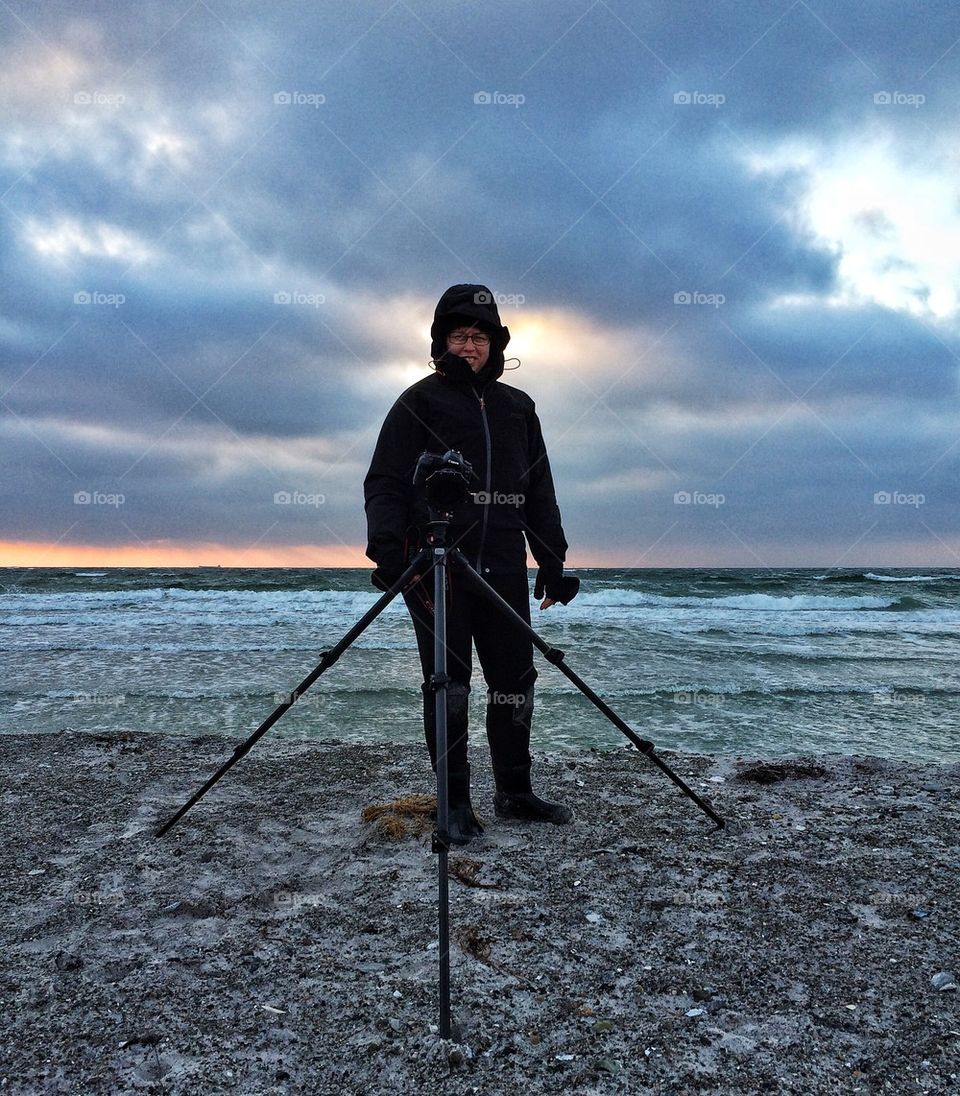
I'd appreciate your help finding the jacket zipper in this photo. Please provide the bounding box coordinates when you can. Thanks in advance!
[475,390,492,572]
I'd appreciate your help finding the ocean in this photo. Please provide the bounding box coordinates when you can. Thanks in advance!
[2,567,958,763]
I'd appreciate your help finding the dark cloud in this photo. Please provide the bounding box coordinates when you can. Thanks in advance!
[2,0,959,561]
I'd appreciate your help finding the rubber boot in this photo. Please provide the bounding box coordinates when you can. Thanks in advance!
[421,679,470,773]
[446,766,484,846]
[493,763,573,825]
[486,683,573,826]
[422,681,483,844]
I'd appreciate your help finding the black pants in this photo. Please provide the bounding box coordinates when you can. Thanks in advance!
[402,567,537,782]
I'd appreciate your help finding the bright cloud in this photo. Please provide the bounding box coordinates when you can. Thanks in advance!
[746,130,960,320]
[24,216,156,265]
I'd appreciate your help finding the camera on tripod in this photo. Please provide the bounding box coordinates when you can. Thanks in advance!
[413,449,474,515]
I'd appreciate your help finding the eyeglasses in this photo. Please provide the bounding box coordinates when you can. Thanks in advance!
[448,331,490,347]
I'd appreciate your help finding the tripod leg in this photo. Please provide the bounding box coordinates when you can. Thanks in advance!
[155,549,434,837]
[429,546,453,1040]
[450,551,725,830]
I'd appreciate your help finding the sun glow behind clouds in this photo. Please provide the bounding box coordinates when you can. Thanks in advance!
[360,305,671,400]
[745,135,960,320]
[511,308,671,389]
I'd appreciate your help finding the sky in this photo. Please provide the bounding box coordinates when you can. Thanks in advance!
[2,0,959,569]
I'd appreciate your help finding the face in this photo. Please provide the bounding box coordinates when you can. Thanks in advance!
[446,324,491,372]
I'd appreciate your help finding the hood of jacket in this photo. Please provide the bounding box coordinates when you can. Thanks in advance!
[430,283,511,387]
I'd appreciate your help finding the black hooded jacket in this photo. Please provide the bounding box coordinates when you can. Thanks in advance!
[363,285,569,578]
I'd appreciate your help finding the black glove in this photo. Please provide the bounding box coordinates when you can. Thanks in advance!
[371,550,405,592]
[534,565,580,604]
[371,567,403,592]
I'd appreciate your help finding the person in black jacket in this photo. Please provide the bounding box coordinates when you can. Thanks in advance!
[363,284,580,845]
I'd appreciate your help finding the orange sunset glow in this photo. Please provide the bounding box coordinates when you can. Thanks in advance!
[0,540,370,568]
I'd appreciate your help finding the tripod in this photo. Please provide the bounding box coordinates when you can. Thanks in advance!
[156,487,725,1042]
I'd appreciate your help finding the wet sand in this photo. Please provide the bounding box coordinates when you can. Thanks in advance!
[1,730,958,1094]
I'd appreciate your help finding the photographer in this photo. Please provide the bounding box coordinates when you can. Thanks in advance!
[363,284,580,845]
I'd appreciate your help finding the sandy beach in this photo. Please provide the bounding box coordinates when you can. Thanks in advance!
[1,729,958,1095]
